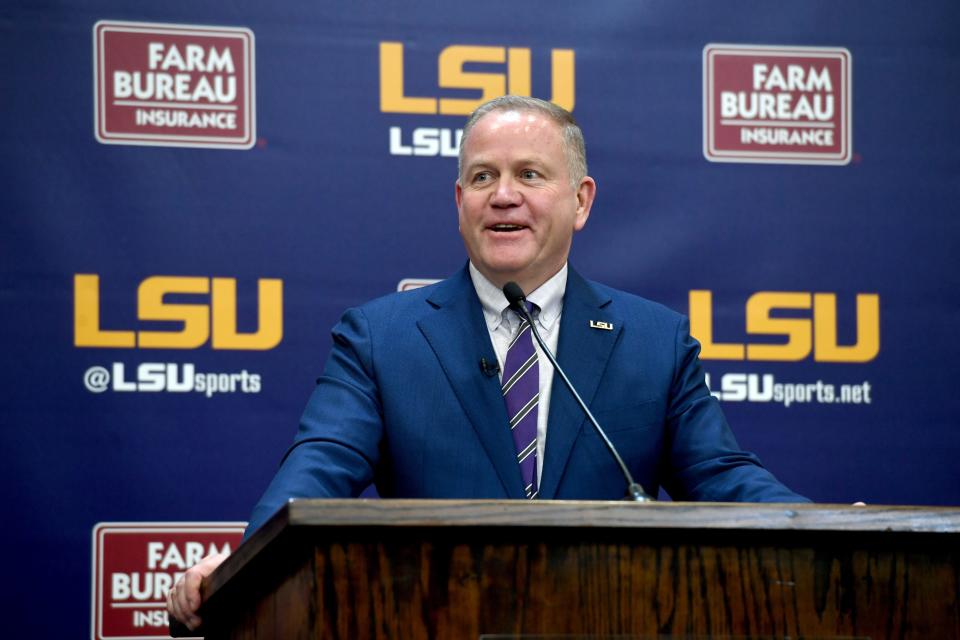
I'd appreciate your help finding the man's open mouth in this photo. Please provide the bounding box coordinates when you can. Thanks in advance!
[489,224,527,232]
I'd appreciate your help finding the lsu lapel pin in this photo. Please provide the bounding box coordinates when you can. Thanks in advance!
[589,320,613,331]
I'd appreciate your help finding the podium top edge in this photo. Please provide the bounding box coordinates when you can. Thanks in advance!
[282,498,960,534]
[201,499,960,607]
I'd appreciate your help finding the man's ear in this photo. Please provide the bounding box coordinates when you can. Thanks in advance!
[455,178,463,211]
[574,176,597,231]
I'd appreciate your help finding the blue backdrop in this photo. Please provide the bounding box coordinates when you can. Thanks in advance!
[2,2,958,637]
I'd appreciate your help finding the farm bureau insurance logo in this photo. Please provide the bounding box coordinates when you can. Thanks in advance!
[703,44,851,165]
[94,21,255,149]
[92,522,245,639]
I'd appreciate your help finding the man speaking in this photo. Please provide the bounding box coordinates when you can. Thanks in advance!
[168,95,806,631]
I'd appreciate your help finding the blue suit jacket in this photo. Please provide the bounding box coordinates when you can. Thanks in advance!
[247,266,807,534]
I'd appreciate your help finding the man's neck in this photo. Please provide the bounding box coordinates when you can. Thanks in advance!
[472,265,566,298]
[469,262,568,334]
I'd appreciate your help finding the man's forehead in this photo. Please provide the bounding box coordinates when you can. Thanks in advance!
[463,153,548,171]
[463,109,562,164]
[474,108,554,135]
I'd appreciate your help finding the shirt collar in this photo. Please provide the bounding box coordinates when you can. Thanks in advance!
[469,262,567,334]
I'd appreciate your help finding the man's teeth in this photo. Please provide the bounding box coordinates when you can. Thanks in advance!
[492,224,524,230]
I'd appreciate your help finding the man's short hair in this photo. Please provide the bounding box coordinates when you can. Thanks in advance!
[458,95,588,187]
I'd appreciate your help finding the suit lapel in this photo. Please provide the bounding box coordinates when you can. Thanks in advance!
[538,268,622,499]
[416,267,525,498]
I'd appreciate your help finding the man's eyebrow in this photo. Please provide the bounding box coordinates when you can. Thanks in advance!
[470,157,545,169]
[514,157,545,168]
[463,160,496,173]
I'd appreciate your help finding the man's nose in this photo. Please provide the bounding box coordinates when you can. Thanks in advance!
[490,177,522,207]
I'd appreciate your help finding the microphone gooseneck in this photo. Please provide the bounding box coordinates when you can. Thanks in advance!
[502,281,653,502]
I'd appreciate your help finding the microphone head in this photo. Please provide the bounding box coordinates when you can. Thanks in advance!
[502,281,526,308]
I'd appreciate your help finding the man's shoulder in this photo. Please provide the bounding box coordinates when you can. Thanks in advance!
[576,273,686,325]
[349,270,468,320]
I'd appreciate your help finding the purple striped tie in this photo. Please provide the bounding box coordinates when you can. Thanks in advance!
[502,304,539,499]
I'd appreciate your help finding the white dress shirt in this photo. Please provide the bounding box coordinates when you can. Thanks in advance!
[468,262,567,483]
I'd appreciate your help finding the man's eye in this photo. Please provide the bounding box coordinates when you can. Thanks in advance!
[473,172,491,183]
[521,170,540,180]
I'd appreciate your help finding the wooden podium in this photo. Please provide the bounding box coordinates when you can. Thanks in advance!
[198,500,960,639]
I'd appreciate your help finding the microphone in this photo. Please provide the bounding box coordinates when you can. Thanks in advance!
[502,281,653,502]
[479,357,500,377]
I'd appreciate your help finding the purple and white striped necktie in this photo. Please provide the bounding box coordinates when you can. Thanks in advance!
[501,303,539,499]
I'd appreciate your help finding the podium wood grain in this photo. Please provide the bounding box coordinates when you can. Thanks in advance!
[199,500,960,639]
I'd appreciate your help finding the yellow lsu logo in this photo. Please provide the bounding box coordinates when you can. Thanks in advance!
[74,274,282,350]
[379,42,575,115]
[690,290,879,363]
